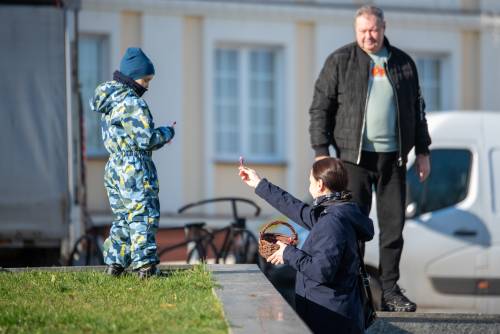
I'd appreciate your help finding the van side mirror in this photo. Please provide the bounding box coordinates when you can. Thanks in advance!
[405,202,418,219]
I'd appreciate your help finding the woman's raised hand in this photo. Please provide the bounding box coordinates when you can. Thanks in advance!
[238,166,262,188]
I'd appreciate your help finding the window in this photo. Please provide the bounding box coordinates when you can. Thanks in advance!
[79,35,108,157]
[406,149,472,215]
[214,47,283,162]
[415,56,442,112]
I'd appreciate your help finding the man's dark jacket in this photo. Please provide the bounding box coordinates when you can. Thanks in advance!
[309,38,431,164]
[256,179,374,333]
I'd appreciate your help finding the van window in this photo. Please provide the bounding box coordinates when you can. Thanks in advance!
[407,149,472,215]
[491,148,500,214]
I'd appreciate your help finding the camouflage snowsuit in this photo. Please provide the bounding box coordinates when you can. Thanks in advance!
[91,80,174,269]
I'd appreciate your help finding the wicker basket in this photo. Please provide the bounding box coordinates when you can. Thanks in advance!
[258,221,298,259]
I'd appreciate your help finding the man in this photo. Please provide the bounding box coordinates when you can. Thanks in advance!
[309,5,431,312]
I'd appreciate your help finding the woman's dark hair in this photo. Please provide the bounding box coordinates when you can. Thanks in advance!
[312,158,349,192]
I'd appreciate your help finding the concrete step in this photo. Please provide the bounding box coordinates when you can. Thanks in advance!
[367,312,500,334]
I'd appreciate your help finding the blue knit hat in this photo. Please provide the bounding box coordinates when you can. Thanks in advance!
[119,47,155,80]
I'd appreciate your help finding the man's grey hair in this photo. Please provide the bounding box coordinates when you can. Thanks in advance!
[355,5,385,24]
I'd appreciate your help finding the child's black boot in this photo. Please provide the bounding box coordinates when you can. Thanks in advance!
[136,264,163,279]
[104,264,124,277]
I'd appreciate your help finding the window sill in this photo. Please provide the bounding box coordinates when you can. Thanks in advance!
[214,158,287,167]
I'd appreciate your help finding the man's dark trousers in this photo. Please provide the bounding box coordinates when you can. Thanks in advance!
[344,151,406,292]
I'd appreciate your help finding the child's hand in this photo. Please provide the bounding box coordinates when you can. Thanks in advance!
[238,166,262,188]
[267,241,287,265]
[166,124,175,144]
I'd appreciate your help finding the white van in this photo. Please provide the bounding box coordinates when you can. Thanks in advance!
[364,111,500,313]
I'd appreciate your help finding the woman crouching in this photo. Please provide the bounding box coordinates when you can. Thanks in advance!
[238,157,374,334]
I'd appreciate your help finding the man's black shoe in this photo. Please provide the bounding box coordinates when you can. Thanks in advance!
[136,264,163,279]
[381,285,417,312]
[104,264,124,277]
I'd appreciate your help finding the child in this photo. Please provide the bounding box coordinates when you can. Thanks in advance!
[239,158,374,334]
[90,47,175,278]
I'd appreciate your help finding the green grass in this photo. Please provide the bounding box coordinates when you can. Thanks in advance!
[0,265,228,334]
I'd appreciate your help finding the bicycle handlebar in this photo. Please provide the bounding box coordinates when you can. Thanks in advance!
[177,197,261,221]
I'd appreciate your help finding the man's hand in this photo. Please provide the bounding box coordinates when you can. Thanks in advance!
[315,155,329,161]
[238,166,262,188]
[415,154,431,182]
[267,241,287,265]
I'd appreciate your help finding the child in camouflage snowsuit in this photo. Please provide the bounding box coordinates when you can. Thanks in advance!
[90,47,174,278]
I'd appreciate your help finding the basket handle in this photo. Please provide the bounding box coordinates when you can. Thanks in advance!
[260,220,298,244]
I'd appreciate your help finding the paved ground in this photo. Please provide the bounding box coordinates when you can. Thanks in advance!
[367,312,500,334]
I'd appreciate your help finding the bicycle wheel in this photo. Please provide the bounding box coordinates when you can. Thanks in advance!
[224,229,259,264]
[186,229,218,264]
[68,234,104,266]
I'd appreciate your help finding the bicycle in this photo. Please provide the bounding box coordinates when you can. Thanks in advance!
[68,223,210,266]
[67,220,216,266]
[157,222,217,264]
[69,197,265,267]
[158,197,264,267]
[67,226,105,266]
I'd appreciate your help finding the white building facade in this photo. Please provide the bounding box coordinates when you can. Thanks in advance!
[78,0,500,223]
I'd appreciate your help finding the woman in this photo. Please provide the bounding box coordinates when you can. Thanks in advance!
[239,157,374,334]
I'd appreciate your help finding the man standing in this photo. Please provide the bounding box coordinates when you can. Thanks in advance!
[309,5,431,312]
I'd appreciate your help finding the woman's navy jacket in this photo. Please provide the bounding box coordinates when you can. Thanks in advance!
[255,179,374,331]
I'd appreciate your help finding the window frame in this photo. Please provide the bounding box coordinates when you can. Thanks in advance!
[79,33,110,158]
[490,148,500,214]
[213,45,285,164]
[411,53,448,112]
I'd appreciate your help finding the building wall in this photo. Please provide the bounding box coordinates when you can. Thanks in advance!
[214,163,287,216]
[79,0,497,222]
[120,11,141,54]
[291,21,316,200]
[461,30,481,110]
[142,15,185,213]
[181,16,205,209]
[480,24,500,110]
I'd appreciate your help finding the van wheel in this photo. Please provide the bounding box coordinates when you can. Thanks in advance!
[366,266,382,311]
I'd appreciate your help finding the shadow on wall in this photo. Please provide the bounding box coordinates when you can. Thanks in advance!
[264,263,297,309]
